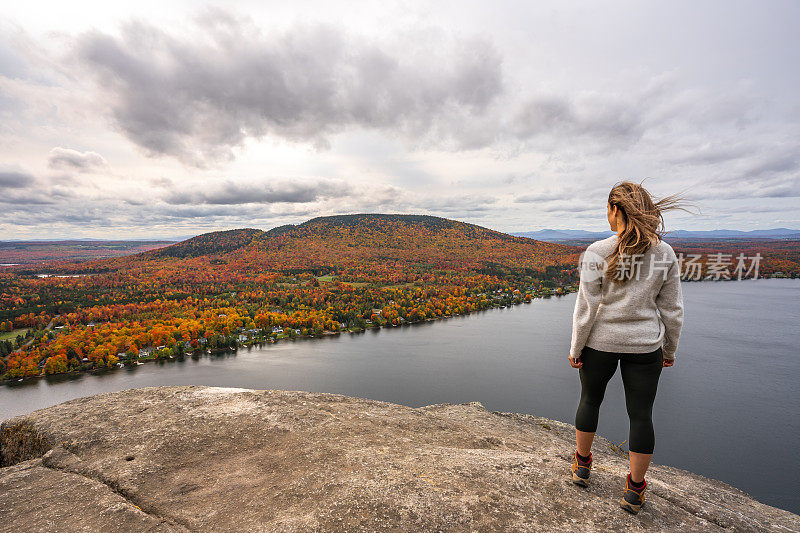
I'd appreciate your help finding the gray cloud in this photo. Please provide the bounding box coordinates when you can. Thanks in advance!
[153,203,317,221]
[48,147,108,172]
[0,192,55,205]
[689,180,800,200]
[0,164,88,208]
[0,37,30,80]
[730,205,799,214]
[149,177,173,188]
[685,147,800,199]
[0,185,81,205]
[514,190,571,203]
[155,205,260,219]
[0,170,33,188]
[512,94,644,147]
[538,201,599,213]
[164,179,353,205]
[76,13,503,166]
[741,152,799,180]
[668,143,752,166]
[0,166,65,206]
[413,194,498,214]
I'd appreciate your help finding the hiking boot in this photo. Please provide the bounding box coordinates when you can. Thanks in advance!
[571,451,592,487]
[620,473,647,514]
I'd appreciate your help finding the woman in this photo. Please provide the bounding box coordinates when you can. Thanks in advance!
[568,181,687,515]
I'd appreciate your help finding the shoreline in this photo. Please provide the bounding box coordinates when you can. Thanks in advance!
[3,275,795,386]
[1,288,576,386]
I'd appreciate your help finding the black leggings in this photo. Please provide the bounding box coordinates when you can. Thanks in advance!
[575,346,663,454]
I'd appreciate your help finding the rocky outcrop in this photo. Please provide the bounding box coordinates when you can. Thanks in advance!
[1,386,796,532]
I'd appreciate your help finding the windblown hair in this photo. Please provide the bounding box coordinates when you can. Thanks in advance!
[605,180,692,285]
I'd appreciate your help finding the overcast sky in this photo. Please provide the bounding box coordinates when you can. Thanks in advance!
[1,0,799,239]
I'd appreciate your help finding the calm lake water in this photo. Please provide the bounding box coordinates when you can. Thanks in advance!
[2,278,799,514]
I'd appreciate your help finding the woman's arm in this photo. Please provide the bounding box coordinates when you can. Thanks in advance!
[655,249,684,361]
[569,251,603,360]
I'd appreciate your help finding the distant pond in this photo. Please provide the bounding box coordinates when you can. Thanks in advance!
[2,278,799,514]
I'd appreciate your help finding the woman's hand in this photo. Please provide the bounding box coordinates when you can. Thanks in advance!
[663,358,674,367]
[569,355,583,368]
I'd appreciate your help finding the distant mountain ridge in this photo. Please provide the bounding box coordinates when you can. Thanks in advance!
[145,216,800,262]
[514,228,800,242]
[513,229,616,241]
[665,228,800,239]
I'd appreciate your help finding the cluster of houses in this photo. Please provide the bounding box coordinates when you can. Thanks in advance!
[123,324,341,360]
[56,290,538,366]
[54,323,354,369]
[134,345,168,358]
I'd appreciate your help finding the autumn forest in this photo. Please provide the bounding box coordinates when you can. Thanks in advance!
[1,214,798,381]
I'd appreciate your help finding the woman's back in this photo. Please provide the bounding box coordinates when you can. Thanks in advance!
[570,234,684,360]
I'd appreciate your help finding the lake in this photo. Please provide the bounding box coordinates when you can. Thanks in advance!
[2,278,799,514]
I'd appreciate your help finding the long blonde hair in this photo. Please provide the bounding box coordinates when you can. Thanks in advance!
[606,180,692,284]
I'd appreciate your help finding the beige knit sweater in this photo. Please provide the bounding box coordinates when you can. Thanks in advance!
[569,235,684,360]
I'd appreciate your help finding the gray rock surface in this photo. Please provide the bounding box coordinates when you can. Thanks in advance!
[1,386,797,532]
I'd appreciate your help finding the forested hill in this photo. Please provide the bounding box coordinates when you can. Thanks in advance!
[144,214,575,268]
[149,228,263,259]
[147,228,264,257]
[265,214,521,242]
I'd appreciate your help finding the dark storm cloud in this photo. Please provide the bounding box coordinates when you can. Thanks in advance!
[75,13,504,166]
[0,170,33,188]
[48,147,108,172]
[164,179,353,205]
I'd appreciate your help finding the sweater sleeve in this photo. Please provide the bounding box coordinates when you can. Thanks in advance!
[655,250,684,360]
[569,250,603,359]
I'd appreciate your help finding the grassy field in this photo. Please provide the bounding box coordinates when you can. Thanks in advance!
[0,328,30,341]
